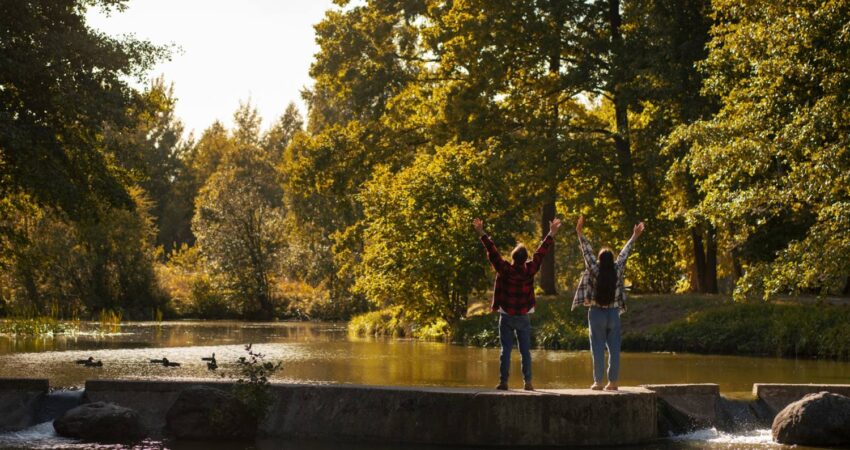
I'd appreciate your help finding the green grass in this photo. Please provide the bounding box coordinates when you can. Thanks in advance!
[0,317,79,336]
[352,294,850,360]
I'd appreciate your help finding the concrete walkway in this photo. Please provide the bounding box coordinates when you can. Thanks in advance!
[85,380,658,446]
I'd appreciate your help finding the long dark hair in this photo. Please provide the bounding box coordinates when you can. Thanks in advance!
[596,248,616,305]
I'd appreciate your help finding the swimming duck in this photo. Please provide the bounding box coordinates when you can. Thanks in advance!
[76,357,102,367]
[201,353,217,370]
[149,357,181,367]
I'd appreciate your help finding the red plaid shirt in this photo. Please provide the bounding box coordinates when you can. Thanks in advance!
[480,234,555,316]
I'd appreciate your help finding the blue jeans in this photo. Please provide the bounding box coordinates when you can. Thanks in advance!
[588,307,621,383]
[499,313,532,383]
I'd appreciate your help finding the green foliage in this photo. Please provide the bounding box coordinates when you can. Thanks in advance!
[673,0,850,300]
[356,141,524,323]
[451,295,850,360]
[452,297,588,349]
[634,303,850,360]
[0,318,78,336]
[192,105,286,320]
[348,306,413,338]
[231,344,282,421]
[347,305,451,340]
[0,0,169,218]
[5,0,850,325]
[1,189,167,319]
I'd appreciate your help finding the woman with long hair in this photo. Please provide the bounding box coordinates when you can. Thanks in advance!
[572,215,645,390]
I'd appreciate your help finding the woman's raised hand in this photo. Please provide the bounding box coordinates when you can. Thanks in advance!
[633,221,646,239]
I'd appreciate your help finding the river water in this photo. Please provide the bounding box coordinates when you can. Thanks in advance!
[1,320,847,449]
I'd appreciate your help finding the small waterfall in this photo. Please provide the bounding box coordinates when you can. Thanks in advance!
[34,389,85,423]
[0,390,84,448]
[716,396,773,432]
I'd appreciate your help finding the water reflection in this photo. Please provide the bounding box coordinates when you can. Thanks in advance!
[0,321,848,395]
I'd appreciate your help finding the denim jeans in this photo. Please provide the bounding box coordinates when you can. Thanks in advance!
[588,307,621,383]
[499,313,532,383]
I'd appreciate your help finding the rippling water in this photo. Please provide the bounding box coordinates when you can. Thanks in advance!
[0,320,845,449]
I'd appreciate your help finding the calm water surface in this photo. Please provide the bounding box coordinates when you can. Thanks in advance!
[0,320,847,449]
[0,320,847,395]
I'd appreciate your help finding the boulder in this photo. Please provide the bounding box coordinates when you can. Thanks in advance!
[165,386,257,440]
[53,402,143,442]
[772,391,850,446]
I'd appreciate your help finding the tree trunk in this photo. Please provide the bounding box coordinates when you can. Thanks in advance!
[690,227,706,292]
[843,276,850,296]
[704,225,718,293]
[607,0,638,224]
[538,0,564,296]
[540,198,558,294]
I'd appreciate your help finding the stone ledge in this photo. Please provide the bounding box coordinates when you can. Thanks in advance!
[754,383,850,415]
[641,383,719,396]
[85,380,658,446]
[0,378,49,392]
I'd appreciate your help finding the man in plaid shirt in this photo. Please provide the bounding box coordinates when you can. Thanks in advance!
[473,217,562,391]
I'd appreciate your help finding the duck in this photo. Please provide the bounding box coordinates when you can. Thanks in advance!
[149,357,181,367]
[201,353,217,371]
[76,357,102,367]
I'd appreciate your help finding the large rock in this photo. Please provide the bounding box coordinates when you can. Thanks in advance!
[53,402,143,442]
[165,386,257,440]
[772,391,850,446]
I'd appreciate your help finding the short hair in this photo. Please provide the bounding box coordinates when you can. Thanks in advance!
[511,244,528,265]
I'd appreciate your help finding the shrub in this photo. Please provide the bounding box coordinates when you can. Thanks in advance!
[231,344,282,422]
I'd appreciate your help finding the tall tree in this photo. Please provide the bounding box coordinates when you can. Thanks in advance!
[104,77,191,252]
[0,0,168,218]
[193,127,284,319]
[674,0,850,299]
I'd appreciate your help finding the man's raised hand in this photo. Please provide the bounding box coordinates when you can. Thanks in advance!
[576,215,584,235]
[549,218,562,236]
[473,218,485,236]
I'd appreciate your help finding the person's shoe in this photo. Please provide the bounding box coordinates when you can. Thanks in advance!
[590,383,603,390]
[496,382,508,391]
[523,382,534,391]
[604,382,619,391]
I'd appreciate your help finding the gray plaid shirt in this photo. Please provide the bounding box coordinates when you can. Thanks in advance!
[571,233,635,314]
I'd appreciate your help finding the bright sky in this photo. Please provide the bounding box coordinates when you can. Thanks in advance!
[87,0,337,138]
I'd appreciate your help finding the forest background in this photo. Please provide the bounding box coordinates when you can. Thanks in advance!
[2,1,848,342]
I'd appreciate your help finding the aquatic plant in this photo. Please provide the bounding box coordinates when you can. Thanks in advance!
[231,344,282,422]
[0,317,78,336]
[97,309,123,333]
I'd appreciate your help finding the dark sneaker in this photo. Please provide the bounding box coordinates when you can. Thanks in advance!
[524,382,534,391]
[496,383,508,391]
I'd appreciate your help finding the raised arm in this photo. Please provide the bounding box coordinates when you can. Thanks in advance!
[576,215,598,271]
[474,218,509,274]
[616,221,645,267]
[528,218,561,274]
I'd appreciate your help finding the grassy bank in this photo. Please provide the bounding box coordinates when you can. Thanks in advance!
[350,294,850,360]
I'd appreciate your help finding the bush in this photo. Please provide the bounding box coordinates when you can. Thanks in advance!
[452,294,850,360]
[348,306,413,337]
[638,303,850,360]
[231,344,282,422]
[191,278,234,319]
